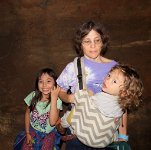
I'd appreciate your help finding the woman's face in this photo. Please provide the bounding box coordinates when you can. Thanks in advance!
[81,29,103,60]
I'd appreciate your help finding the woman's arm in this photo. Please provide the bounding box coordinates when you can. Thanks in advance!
[57,61,76,103]
[58,88,74,103]
[118,110,128,141]
[49,86,61,126]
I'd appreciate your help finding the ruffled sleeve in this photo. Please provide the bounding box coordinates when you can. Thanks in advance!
[24,91,35,106]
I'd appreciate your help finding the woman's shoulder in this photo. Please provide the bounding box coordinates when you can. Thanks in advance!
[63,60,74,70]
[57,60,75,81]
[61,61,75,76]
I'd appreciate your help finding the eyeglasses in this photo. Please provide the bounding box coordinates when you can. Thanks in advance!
[82,39,102,46]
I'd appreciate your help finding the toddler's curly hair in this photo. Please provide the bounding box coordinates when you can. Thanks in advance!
[110,64,143,111]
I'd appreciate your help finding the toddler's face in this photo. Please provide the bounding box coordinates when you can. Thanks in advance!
[102,69,124,96]
[38,73,55,96]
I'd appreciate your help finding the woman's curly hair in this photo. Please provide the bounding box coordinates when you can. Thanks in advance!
[73,20,109,56]
[110,64,143,111]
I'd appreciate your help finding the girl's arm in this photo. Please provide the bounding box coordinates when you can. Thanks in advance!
[25,106,32,145]
[118,110,128,141]
[49,86,61,126]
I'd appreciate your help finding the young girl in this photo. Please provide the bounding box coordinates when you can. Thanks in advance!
[14,68,62,150]
[65,64,143,147]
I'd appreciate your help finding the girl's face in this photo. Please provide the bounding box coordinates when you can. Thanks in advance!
[38,73,55,98]
[81,29,103,61]
[102,69,125,96]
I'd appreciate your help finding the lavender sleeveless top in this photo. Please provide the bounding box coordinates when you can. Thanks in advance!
[57,57,117,94]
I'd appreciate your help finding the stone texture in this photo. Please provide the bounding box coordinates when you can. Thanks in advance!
[0,0,151,149]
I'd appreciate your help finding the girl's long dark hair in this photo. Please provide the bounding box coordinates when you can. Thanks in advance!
[29,68,57,112]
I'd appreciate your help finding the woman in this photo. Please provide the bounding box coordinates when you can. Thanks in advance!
[57,21,128,150]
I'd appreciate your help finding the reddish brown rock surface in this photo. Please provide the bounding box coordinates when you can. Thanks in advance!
[0,0,150,149]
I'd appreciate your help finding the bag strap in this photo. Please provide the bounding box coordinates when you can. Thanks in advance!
[77,57,83,90]
[66,57,86,125]
[75,57,87,91]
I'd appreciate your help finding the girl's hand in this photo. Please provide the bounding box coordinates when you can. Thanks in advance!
[49,85,60,126]
[26,133,32,146]
[51,85,60,100]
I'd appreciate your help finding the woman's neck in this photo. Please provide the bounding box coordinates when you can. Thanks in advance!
[84,55,103,63]
[84,55,112,63]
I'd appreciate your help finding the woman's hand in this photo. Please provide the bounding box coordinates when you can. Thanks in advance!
[88,90,94,96]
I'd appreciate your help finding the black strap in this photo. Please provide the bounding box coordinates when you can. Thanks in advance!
[67,86,72,94]
[77,57,83,90]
